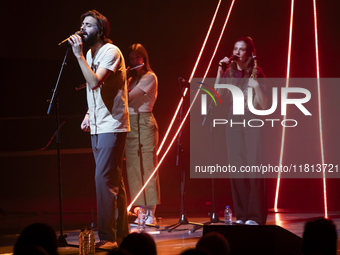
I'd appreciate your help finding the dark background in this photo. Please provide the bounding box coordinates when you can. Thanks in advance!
[1,0,340,229]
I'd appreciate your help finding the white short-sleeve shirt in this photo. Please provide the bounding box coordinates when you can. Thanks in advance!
[128,72,158,114]
[86,43,130,134]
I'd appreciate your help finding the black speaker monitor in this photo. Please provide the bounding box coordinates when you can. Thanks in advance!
[203,225,302,255]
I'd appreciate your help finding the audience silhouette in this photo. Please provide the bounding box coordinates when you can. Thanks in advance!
[302,218,337,255]
[11,217,339,255]
[180,248,210,255]
[195,232,230,255]
[119,232,157,255]
[107,247,132,255]
[13,223,58,255]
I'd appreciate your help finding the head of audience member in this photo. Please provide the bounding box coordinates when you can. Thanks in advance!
[195,232,230,255]
[13,223,58,255]
[302,218,337,255]
[15,245,50,255]
[107,247,132,255]
[120,232,157,255]
[180,248,210,255]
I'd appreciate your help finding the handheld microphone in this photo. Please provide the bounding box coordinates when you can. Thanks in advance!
[58,31,84,46]
[219,55,239,71]
[229,55,239,61]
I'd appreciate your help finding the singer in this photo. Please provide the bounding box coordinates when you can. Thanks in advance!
[125,43,160,224]
[217,37,268,225]
[68,10,130,249]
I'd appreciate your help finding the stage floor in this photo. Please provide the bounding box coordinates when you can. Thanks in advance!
[1,212,340,255]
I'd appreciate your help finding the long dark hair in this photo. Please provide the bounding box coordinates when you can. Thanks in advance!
[80,10,112,44]
[127,43,153,74]
[228,36,257,78]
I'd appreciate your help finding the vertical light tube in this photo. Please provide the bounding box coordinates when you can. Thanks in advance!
[313,0,327,218]
[274,0,295,212]
[201,0,236,82]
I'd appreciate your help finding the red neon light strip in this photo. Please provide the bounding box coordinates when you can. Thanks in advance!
[189,0,222,83]
[313,0,327,218]
[202,0,236,82]
[156,0,222,156]
[156,97,183,156]
[188,0,236,128]
[274,0,295,212]
[186,0,237,124]
[128,0,223,211]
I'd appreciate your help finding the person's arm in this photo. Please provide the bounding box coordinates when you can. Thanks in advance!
[128,77,145,99]
[216,57,231,96]
[80,109,90,132]
[248,79,267,109]
[216,64,224,86]
[68,34,112,90]
[128,73,156,100]
[129,87,145,99]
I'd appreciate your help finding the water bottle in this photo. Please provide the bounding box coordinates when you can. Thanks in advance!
[79,228,85,255]
[79,227,88,255]
[87,227,95,255]
[83,228,89,255]
[224,206,232,225]
[137,206,146,231]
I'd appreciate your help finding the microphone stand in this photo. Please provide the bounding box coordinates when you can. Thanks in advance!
[47,46,77,247]
[164,79,202,233]
[190,95,224,233]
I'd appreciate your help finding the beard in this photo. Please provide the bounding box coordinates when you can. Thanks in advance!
[83,31,98,46]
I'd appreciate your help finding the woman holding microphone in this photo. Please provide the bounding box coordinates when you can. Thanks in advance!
[217,37,267,225]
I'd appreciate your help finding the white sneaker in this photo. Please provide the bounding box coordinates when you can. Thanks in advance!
[145,216,156,225]
[236,220,244,224]
[245,220,259,225]
[133,216,156,225]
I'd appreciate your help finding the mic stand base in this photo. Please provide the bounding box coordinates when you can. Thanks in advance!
[189,212,224,233]
[57,234,68,247]
[165,214,203,233]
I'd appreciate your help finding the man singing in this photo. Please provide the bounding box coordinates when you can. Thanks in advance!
[68,10,130,249]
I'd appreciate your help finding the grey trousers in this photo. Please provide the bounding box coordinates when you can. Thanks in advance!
[91,132,129,242]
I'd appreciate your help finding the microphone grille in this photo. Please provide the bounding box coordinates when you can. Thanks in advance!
[76,31,85,37]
